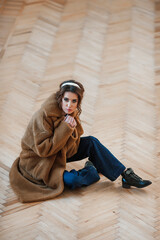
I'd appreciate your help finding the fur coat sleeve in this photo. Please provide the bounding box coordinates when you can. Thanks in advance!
[24,110,74,158]
[9,93,84,203]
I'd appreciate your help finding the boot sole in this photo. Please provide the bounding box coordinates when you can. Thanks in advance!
[122,180,152,189]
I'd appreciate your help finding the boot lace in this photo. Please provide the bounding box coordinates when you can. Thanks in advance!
[130,171,142,181]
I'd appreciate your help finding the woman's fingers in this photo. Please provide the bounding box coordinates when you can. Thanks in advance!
[73,119,77,127]
[64,116,77,128]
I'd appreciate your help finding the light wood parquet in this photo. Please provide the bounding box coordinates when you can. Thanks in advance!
[0,0,159,239]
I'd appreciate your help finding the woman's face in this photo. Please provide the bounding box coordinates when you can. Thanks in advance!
[62,91,78,115]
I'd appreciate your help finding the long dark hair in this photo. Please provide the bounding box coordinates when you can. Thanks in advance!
[56,80,85,115]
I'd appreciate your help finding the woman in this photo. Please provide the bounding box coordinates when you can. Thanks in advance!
[9,80,152,203]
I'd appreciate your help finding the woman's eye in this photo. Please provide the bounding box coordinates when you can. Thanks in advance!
[72,99,77,103]
[64,98,69,102]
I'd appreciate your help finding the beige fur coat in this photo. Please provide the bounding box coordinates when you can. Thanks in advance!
[9,93,84,203]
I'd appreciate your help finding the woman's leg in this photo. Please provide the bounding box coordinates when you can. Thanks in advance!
[67,136,152,188]
[63,165,100,189]
[67,136,126,181]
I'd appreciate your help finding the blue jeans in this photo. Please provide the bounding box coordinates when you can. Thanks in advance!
[63,136,126,189]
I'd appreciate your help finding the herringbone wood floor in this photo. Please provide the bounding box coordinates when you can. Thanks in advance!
[0,0,160,239]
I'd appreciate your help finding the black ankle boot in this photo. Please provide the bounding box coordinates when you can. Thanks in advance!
[85,160,96,169]
[122,168,152,189]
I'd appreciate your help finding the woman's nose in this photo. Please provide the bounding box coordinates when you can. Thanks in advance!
[68,101,72,107]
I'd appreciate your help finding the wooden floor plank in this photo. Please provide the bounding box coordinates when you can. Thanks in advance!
[0,0,159,239]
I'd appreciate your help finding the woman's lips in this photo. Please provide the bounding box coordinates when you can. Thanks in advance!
[67,109,72,111]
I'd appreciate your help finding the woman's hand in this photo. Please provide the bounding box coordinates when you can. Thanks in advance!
[64,115,77,128]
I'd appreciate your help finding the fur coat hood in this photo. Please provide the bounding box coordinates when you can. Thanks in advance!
[9,93,84,203]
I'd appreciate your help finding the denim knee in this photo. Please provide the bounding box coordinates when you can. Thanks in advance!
[88,136,99,145]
